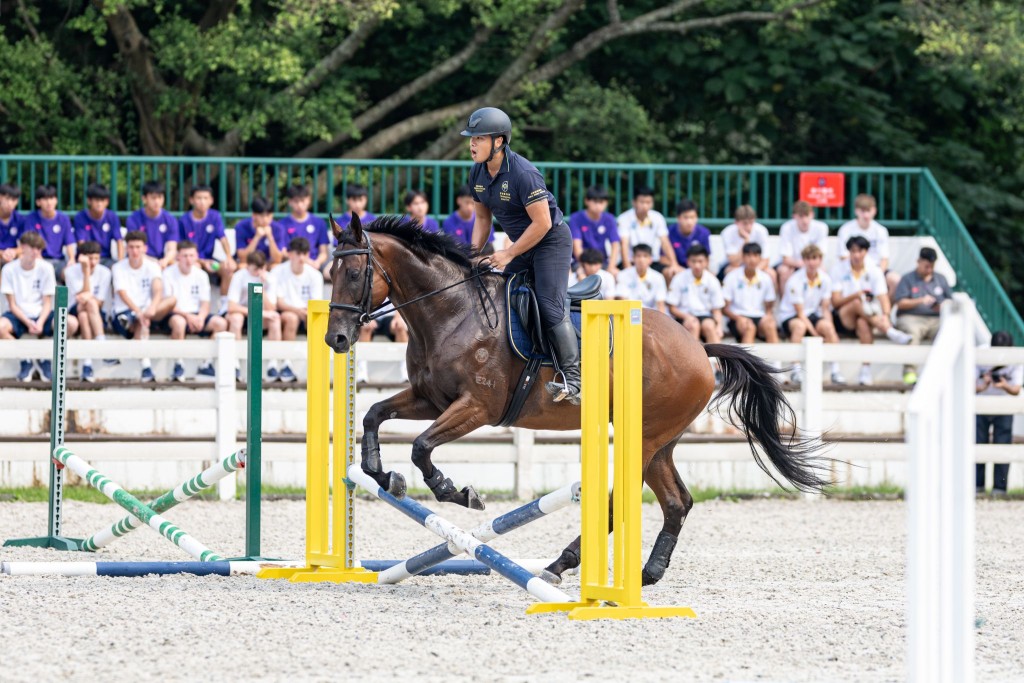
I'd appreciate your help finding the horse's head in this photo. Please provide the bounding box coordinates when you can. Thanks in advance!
[325,212,390,354]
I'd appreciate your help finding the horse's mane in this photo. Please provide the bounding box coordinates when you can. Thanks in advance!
[341,215,478,272]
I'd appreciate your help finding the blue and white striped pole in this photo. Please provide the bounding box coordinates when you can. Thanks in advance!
[378,481,580,584]
[347,466,573,604]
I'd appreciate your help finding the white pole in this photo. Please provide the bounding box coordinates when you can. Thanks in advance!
[215,331,238,501]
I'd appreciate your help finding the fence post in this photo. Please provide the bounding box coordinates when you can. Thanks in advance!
[215,331,238,501]
[513,427,535,500]
[801,337,825,493]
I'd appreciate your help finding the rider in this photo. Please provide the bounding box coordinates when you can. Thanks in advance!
[462,107,581,404]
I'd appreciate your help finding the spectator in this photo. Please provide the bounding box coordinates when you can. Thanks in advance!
[0,184,23,269]
[63,240,112,382]
[162,239,227,382]
[777,200,828,291]
[24,184,76,281]
[719,204,771,282]
[666,244,724,345]
[666,199,711,270]
[335,184,377,231]
[837,193,899,296]
[776,244,844,385]
[976,330,1022,496]
[179,184,236,297]
[0,232,56,381]
[617,186,678,275]
[402,189,440,232]
[893,247,953,385]
[569,185,623,275]
[569,248,616,300]
[126,181,180,268]
[442,185,494,251]
[723,242,778,344]
[275,237,325,381]
[279,184,330,271]
[226,251,284,381]
[111,230,175,382]
[615,243,667,314]
[73,183,123,266]
[235,196,287,267]
[831,235,912,386]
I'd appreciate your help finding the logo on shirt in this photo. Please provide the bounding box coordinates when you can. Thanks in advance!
[102,223,110,232]
[190,284,201,297]
[33,278,42,291]
[53,225,61,233]
[159,224,167,233]
[8,228,15,236]
[301,285,312,299]
[501,181,509,192]
[306,225,314,233]
[474,185,484,194]
[206,225,214,234]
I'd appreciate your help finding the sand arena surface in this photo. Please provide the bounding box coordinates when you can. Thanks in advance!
[2,497,1022,682]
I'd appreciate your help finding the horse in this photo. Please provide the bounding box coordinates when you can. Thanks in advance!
[325,213,831,586]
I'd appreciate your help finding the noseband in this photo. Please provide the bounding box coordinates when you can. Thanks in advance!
[328,231,393,325]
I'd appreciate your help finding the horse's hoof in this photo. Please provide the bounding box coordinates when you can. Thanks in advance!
[386,471,407,499]
[538,569,562,586]
[463,486,485,511]
[641,568,661,586]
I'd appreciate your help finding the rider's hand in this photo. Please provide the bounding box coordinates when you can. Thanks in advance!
[487,248,515,271]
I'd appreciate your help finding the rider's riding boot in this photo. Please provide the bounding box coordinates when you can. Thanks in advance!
[544,318,582,405]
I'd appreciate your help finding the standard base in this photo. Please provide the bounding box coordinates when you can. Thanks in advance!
[3,536,83,551]
[257,566,379,584]
[526,600,697,620]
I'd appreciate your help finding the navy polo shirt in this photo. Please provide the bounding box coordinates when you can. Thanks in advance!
[468,150,563,241]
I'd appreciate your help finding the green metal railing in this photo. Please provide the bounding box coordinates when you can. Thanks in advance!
[1,155,1019,338]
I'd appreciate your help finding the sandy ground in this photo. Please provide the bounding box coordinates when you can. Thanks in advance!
[1,496,1022,683]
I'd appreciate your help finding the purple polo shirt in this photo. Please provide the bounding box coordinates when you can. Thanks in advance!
[24,210,75,259]
[441,211,493,246]
[568,210,620,253]
[331,211,377,246]
[234,218,288,258]
[180,208,226,259]
[0,211,23,249]
[73,209,122,258]
[401,215,440,233]
[126,209,181,259]
[667,222,712,266]
[279,214,329,253]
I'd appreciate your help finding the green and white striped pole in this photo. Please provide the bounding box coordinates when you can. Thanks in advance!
[52,446,223,562]
[80,449,246,552]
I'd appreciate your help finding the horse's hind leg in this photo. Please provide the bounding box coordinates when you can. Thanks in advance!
[410,394,490,510]
[540,493,614,585]
[362,388,441,497]
[640,440,693,586]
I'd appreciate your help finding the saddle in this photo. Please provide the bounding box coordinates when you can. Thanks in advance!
[498,273,603,427]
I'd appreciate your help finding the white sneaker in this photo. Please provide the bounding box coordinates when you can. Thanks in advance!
[886,327,913,344]
[790,367,804,386]
[830,370,846,385]
[858,365,873,386]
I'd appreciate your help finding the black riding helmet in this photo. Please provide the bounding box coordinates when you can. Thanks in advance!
[460,107,512,162]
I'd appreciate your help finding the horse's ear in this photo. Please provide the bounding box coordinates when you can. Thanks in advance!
[329,214,343,243]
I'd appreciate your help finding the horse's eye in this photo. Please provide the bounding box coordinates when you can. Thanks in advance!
[347,267,361,282]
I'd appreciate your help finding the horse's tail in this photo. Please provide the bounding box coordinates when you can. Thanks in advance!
[704,343,833,493]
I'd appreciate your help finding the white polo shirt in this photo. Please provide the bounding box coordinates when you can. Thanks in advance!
[617,209,668,261]
[274,262,324,309]
[830,261,887,298]
[1,258,56,318]
[111,258,162,313]
[837,220,890,267]
[63,262,112,306]
[778,219,829,262]
[666,269,724,317]
[162,263,212,315]
[615,266,666,309]
[721,222,770,258]
[722,268,775,317]
[227,269,277,308]
[776,268,833,321]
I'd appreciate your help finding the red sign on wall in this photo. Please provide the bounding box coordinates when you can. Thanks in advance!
[799,172,846,208]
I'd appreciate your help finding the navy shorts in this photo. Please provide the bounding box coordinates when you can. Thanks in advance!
[167,312,218,337]
[727,315,763,341]
[832,310,856,337]
[780,313,821,333]
[2,311,54,339]
[68,304,109,327]
[372,315,401,341]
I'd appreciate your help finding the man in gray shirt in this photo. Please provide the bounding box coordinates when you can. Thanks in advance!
[893,247,953,384]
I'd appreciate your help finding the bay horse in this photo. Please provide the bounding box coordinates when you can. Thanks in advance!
[326,214,830,586]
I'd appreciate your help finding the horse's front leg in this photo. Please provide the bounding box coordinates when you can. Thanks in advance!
[411,394,490,510]
[362,388,441,498]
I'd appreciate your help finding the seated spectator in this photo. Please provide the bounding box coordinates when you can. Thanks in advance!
[831,235,912,386]
[280,184,330,271]
[837,193,899,296]
[569,248,616,300]
[719,204,771,283]
[776,200,828,291]
[666,199,711,270]
[0,232,56,381]
[402,189,440,232]
[73,183,123,266]
[275,238,325,380]
[976,330,1022,496]
[126,181,180,268]
[775,244,844,385]
[442,185,494,252]
[723,243,778,344]
[893,247,953,385]
[111,230,175,382]
[356,312,410,384]
[24,184,76,281]
[569,185,623,275]
[615,244,667,314]
[162,239,228,381]
[0,184,23,270]
[179,184,236,297]
[63,241,113,382]
[325,184,379,279]
[617,186,679,276]
[236,196,287,267]
[666,244,724,344]
[226,251,284,381]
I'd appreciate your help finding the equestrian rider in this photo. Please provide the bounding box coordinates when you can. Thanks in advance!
[462,107,581,404]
